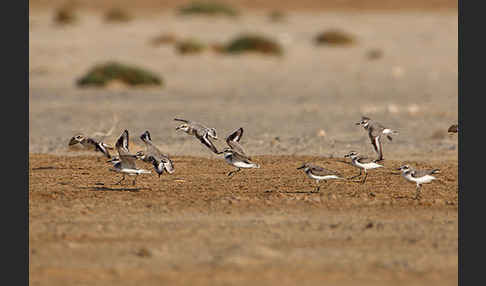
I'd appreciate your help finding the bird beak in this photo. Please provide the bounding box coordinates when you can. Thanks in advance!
[296,165,305,170]
[396,167,402,170]
[344,154,350,158]
[355,122,362,125]
[175,126,180,130]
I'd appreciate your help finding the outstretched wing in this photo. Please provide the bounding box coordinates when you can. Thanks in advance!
[174,118,190,123]
[198,134,221,154]
[115,130,130,156]
[226,127,243,143]
[226,127,246,155]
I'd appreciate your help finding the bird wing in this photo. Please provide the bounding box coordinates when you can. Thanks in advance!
[357,156,373,164]
[226,127,246,155]
[197,133,221,154]
[310,165,340,177]
[411,169,439,178]
[226,127,244,143]
[115,130,130,156]
[174,118,190,123]
[448,124,458,133]
[231,150,254,164]
[120,154,137,169]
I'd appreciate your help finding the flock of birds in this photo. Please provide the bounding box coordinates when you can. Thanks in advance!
[68,117,458,199]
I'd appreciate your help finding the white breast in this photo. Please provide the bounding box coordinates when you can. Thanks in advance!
[353,160,382,170]
[403,173,436,184]
[308,173,340,181]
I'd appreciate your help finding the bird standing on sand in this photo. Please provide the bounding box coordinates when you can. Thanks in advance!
[107,130,151,185]
[297,163,343,192]
[222,127,260,177]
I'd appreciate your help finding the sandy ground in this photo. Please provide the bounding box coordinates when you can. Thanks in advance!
[29,3,458,285]
[29,154,458,286]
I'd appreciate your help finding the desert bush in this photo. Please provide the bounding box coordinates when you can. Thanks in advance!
[77,62,163,87]
[54,4,77,25]
[314,29,356,46]
[104,7,133,22]
[178,1,239,17]
[268,10,286,22]
[150,33,178,46]
[175,39,206,54]
[222,34,283,56]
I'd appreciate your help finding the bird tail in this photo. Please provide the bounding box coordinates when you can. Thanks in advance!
[431,169,440,174]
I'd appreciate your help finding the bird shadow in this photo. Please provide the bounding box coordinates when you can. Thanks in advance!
[266,189,320,194]
[77,186,147,192]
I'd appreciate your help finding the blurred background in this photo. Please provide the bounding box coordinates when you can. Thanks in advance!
[29,0,458,160]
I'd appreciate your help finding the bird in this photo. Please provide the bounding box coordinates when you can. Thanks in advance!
[174,118,222,154]
[297,163,343,192]
[222,127,260,177]
[396,164,440,199]
[68,134,113,159]
[356,116,398,162]
[448,124,458,134]
[107,130,151,185]
[344,151,383,184]
[136,130,175,177]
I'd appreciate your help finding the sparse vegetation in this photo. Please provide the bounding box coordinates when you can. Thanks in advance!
[268,10,286,22]
[178,1,239,17]
[77,62,162,87]
[175,39,206,54]
[314,29,356,46]
[104,7,133,22]
[221,34,283,56]
[150,33,178,46]
[366,48,383,60]
[54,3,78,25]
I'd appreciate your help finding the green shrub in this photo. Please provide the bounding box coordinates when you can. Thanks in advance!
[178,1,239,17]
[77,62,163,87]
[314,29,356,46]
[175,39,206,54]
[54,5,77,25]
[222,34,283,56]
[150,33,178,46]
[104,8,133,22]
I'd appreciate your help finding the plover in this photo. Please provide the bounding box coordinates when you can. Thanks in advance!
[174,118,222,154]
[136,130,175,177]
[397,164,440,199]
[297,163,343,192]
[448,124,458,134]
[108,130,151,185]
[356,116,398,162]
[344,151,383,183]
[68,134,113,159]
[222,127,260,176]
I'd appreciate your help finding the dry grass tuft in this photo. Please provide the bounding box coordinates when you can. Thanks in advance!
[77,62,163,88]
[314,29,356,46]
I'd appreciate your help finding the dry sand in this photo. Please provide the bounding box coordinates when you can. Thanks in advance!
[29,154,458,286]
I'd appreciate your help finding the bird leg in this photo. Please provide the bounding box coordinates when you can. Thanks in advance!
[115,174,126,185]
[348,169,362,180]
[228,168,241,177]
[132,174,138,186]
[361,170,368,184]
[414,184,422,200]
